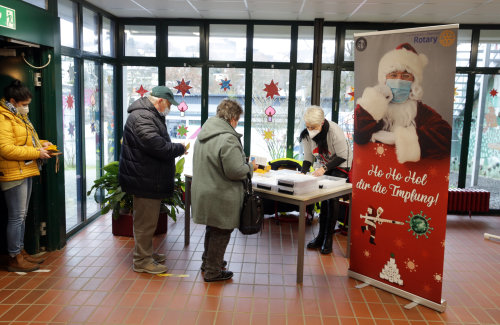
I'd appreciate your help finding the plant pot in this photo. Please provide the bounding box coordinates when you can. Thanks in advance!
[111,211,169,237]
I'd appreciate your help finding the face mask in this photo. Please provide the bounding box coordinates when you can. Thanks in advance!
[386,79,412,103]
[307,129,320,138]
[18,105,29,115]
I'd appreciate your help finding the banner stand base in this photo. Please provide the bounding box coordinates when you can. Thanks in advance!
[348,270,447,313]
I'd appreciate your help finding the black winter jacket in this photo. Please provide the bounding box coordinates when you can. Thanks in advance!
[119,97,185,199]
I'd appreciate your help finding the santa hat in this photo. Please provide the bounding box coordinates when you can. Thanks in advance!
[378,43,428,100]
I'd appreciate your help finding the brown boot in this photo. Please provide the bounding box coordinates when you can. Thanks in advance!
[21,249,45,264]
[7,254,39,272]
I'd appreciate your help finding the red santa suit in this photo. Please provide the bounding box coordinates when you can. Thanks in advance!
[353,43,452,164]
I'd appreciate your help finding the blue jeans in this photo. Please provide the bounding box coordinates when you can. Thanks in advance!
[3,177,32,257]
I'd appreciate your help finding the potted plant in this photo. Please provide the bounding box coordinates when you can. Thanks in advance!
[87,157,186,236]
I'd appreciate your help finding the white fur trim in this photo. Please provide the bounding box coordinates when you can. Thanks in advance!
[394,125,420,163]
[356,86,390,121]
[409,84,424,101]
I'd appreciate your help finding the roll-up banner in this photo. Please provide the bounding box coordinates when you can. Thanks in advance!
[349,24,458,312]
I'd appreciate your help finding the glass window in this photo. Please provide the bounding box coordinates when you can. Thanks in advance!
[477,30,500,68]
[58,0,77,48]
[82,7,99,53]
[297,26,314,63]
[61,56,80,231]
[165,67,203,172]
[293,70,312,159]
[208,67,246,124]
[22,0,46,9]
[103,64,115,165]
[251,69,289,161]
[165,67,202,141]
[102,17,115,57]
[209,24,246,61]
[125,25,156,57]
[253,25,291,62]
[322,26,336,64]
[122,66,159,128]
[466,74,500,209]
[168,26,200,58]
[320,70,334,121]
[83,60,100,218]
[339,71,355,142]
[456,29,472,67]
[345,29,374,61]
[449,74,468,188]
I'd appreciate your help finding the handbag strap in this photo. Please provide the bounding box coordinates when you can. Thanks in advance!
[245,173,253,195]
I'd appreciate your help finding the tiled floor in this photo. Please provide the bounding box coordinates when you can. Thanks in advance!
[0,213,499,324]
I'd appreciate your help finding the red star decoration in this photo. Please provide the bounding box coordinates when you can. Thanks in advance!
[174,78,192,97]
[490,89,498,97]
[66,94,74,109]
[348,87,355,101]
[263,80,280,99]
[136,85,149,97]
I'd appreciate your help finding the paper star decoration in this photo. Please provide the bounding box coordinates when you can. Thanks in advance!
[348,87,355,101]
[263,130,274,141]
[90,121,96,133]
[177,125,188,137]
[136,85,149,97]
[454,87,458,101]
[66,94,74,109]
[107,75,112,86]
[174,78,192,97]
[490,88,498,97]
[219,78,232,91]
[263,80,280,99]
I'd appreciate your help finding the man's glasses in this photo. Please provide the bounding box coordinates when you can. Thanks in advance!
[386,72,414,81]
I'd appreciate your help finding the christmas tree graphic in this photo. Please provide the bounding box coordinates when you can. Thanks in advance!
[379,253,404,286]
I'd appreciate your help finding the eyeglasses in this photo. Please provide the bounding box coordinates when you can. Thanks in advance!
[386,72,414,81]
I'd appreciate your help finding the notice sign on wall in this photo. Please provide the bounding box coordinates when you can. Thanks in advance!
[349,24,458,312]
[0,5,16,30]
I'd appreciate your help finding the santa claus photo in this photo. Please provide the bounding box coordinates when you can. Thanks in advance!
[353,42,452,164]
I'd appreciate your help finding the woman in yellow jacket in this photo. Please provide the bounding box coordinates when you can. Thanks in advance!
[0,80,53,272]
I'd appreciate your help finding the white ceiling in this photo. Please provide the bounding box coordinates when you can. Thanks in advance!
[84,0,500,24]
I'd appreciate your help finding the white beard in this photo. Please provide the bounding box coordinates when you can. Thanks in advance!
[382,100,417,132]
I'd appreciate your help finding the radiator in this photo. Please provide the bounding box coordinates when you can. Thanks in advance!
[447,188,490,217]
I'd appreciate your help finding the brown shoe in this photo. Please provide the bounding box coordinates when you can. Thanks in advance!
[21,249,45,264]
[7,254,39,272]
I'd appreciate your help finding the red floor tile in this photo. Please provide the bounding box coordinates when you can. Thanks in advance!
[0,214,498,325]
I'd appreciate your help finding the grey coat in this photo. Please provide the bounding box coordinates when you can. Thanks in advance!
[192,117,253,229]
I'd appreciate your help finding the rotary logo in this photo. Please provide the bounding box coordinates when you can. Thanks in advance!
[438,30,456,47]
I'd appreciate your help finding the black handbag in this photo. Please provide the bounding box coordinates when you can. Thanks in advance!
[239,173,264,235]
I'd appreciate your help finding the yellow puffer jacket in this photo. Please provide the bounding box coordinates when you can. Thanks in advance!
[0,101,44,182]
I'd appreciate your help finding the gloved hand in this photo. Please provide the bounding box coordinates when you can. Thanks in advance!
[357,84,393,121]
[373,84,393,103]
[371,130,396,145]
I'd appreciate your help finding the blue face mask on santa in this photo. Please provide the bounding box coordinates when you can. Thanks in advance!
[386,79,412,103]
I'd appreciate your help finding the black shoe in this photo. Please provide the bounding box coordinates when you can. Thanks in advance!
[201,260,227,272]
[361,226,365,233]
[306,236,324,249]
[204,270,233,282]
[320,236,333,254]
